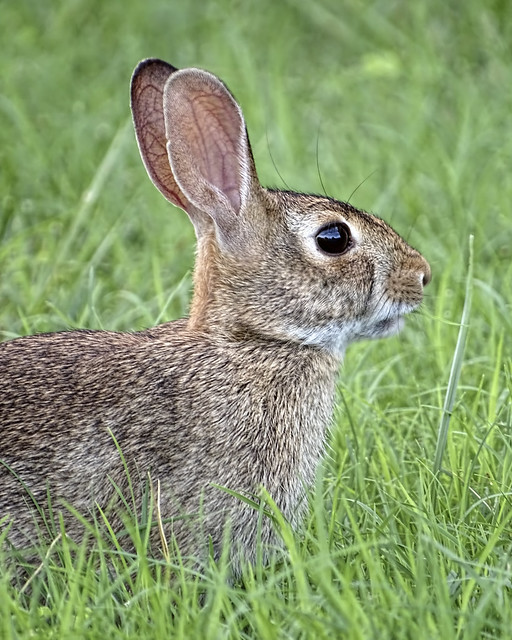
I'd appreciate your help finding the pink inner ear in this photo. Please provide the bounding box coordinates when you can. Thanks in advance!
[187,91,242,212]
[131,60,189,211]
[164,73,246,215]
[139,102,189,210]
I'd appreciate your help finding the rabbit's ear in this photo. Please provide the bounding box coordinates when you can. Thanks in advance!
[131,59,211,231]
[162,68,260,245]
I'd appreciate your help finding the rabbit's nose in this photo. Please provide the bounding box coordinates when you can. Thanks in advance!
[408,251,431,288]
[421,259,432,287]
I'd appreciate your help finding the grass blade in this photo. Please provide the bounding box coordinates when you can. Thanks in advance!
[433,234,474,475]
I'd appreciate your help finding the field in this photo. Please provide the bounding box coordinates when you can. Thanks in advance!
[1,0,511,637]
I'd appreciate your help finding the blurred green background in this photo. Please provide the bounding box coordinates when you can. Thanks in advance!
[2,1,512,634]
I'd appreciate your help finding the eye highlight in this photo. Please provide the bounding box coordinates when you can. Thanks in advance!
[315,223,351,256]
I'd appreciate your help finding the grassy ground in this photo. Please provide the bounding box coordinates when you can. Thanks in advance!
[1,0,511,637]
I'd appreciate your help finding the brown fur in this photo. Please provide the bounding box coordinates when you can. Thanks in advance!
[0,59,430,571]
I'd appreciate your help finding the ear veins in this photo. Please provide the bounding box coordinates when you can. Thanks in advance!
[130,60,189,210]
[186,91,242,212]
[163,72,246,226]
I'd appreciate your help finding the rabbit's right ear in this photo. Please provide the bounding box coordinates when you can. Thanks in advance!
[161,68,260,246]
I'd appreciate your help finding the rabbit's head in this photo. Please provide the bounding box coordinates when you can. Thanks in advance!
[131,59,430,358]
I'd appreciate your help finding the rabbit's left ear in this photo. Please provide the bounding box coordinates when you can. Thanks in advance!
[162,68,261,244]
[131,59,192,213]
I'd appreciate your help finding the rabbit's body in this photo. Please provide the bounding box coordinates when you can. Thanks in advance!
[0,59,431,568]
[0,318,337,558]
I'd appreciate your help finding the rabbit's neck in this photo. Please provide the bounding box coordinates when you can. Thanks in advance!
[187,232,221,333]
[187,235,256,338]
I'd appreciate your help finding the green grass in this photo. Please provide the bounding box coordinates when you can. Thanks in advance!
[1,0,512,637]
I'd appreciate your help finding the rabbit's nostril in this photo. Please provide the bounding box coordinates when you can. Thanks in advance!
[422,263,432,287]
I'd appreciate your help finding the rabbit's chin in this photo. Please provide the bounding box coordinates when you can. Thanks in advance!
[353,314,407,344]
[371,315,405,338]
[285,313,408,359]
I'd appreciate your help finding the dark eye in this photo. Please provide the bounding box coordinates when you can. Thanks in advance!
[315,223,351,255]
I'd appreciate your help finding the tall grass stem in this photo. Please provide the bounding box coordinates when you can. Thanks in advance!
[433,235,474,475]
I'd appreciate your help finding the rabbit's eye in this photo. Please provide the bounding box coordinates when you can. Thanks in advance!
[315,223,351,256]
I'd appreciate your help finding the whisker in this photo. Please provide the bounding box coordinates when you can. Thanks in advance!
[346,170,378,204]
[315,126,328,198]
[266,127,289,189]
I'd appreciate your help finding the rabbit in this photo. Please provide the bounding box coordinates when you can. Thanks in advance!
[0,58,431,571]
